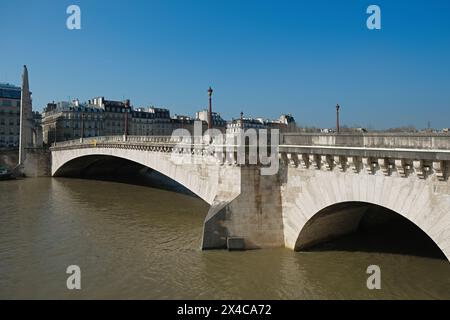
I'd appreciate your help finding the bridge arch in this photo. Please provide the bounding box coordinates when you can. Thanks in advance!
[51,147,222,204]
[282,170,450,261]
[295,201,448,259]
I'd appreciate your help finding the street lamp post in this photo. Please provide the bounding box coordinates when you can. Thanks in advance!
[124,99,130,141]
[336,104,340,133]
[80,112,85,142]
[208,87,213,130]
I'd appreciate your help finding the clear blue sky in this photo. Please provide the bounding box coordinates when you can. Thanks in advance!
[1,0,449,129]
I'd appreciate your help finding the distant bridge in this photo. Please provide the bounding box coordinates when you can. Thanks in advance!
[50,133,450,260]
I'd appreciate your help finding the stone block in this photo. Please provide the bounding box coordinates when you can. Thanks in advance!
[227,237,245,250]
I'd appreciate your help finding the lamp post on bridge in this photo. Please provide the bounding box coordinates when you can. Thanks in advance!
[208,86,213,130]
[336,104,340,133]
[124,99,130,141]
[80,112,85,143]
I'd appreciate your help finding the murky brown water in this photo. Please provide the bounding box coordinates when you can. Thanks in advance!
[0,178,449,299]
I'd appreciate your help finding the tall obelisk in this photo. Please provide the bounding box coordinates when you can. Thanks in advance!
[19,65,33,166]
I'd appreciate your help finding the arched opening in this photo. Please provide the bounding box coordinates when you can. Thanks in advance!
[295,202,447,260]
[53,155,198,198]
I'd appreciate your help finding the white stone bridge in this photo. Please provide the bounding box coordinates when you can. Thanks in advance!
[50,133,450,260]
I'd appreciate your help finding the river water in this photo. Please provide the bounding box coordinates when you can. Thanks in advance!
[0,178,449,299]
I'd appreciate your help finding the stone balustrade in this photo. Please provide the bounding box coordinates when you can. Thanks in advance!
[279,150,448,181]
[281,132,450,150]
[279,133,450,181]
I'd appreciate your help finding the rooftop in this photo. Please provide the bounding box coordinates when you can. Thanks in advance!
[0,83,21,99]
[0,83,20,90]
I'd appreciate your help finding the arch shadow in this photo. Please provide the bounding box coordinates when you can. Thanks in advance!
[295,201,448,260]
[53,154,200,199]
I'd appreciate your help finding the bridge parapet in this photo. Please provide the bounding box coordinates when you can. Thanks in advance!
[51,135,211,154]
[50,135,271,166]
[52,135,192,147]
[279,147,448,181]
[279,133,450,181]
[281,132,450,150]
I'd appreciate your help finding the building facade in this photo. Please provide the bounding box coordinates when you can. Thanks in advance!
[42,100,105,145]
[195,109,226,131]
[42,97,204,144]
[0,83,21,148]
[226,113,296,134]
[130,107,172,136]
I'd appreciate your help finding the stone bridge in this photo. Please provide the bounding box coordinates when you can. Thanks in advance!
[50,133,450,260]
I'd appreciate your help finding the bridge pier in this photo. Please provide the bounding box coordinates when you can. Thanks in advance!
[202,166,285,250]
